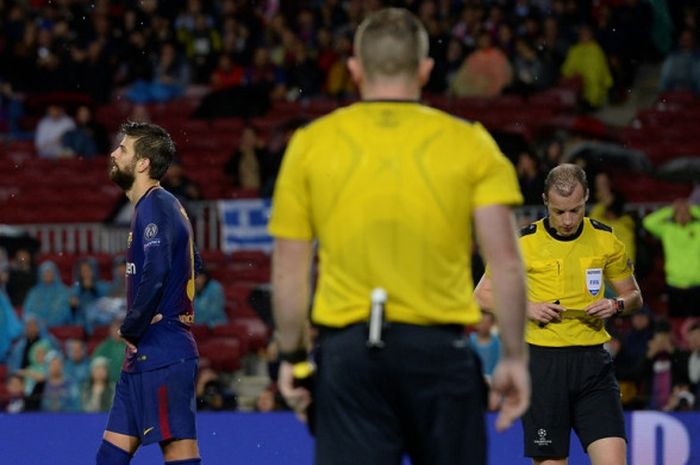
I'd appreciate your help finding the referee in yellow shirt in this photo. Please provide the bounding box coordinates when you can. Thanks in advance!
[476,163,643,465]
[268,8,530,465]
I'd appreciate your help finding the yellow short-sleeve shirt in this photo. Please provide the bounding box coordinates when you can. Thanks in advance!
[519,217,634,347]
[268,101,523,327]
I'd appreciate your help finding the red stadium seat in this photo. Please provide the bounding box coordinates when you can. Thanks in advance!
[190,324,211,343]
[49,325,86,342]
[198,337,242,372]
[211,322,251,354]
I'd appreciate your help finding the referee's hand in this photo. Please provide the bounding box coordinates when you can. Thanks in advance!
[490,356,530,432]
[528,301,565,325]
[278,361,312,423]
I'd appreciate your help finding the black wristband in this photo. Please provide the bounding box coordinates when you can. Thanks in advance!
[278,349,308,364]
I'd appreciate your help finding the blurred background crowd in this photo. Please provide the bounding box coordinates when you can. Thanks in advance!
[0,0,700,416]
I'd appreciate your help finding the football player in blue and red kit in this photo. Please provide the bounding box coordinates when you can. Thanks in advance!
[97,122,202,465]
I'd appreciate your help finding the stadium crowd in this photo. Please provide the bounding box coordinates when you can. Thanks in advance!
[0,0,699,415]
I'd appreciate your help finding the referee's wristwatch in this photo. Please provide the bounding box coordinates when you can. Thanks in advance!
[613,298,625,316]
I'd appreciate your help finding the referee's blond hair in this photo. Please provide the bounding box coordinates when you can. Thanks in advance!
[544,163,589,200]
[353,8,429,83]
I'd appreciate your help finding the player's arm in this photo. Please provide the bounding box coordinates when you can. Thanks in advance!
[120,216,172,344]
[473,204,529,432]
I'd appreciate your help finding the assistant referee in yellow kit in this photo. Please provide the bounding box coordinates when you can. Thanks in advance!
[476,163,643,465]
[268,7,530,465]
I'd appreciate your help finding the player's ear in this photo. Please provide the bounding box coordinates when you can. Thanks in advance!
[542,193,547,206]
[136,157,150,174]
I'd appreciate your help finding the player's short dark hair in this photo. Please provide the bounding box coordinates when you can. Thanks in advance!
[543,163,589,200]
[354,8,429,82]
[119,121,175,180]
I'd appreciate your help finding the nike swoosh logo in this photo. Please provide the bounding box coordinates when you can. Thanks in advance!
[143,427,155,436]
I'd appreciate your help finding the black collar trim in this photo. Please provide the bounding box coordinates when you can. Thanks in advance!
[543,217,584,242]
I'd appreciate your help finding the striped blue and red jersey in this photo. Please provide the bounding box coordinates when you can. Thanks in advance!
[120,186,200,373]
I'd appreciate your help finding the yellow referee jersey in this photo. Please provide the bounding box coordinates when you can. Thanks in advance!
[268,101,522,327]
[520,217,634,347]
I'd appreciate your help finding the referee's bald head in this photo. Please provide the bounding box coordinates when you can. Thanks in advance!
[543,164,589,200]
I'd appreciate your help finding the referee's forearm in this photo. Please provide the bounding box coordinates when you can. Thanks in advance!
[490,258,528,359]
[272,238,313,352]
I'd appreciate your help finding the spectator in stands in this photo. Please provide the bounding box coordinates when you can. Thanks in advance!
[161,160,202,205]
[194,268,227,328]
[659,28,700,93]
[225,125,267,191]
[614,306,654,408]
[643,199,700,317]
[449,31,513,97]
[7,314,55,374]
[63,339,90,387]
[5,251,37,308]
[688,323,700,405]
[511,37,546,96]
[590,174,636,265]
[0,79,29,140]
[105,256,127,299]
[210,54,245,91]
[196,366,237,411]
[468,310,501,379]
[516,150,546,205]
[323,33,355,98]
[126,42,190,103]
[1,374,27,413]
[245,46,286,100]
[41,351,80,412]
[0,283,22,364]
[17,339,51,403]
[561,24,613,109]
[663,383,696,411]
[34,104,76,158]
[645,319,690,410]
[255,385,286,412]
[61,105,109,158]
[178,13,222,83]
[536,16,570,88]
[80,356,115,413]
[261,117,308,197]
[90,319,125,383]
[69,257,109,327]
[22,260,72,328]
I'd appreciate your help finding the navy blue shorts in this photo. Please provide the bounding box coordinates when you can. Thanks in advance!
[106,358,198,445]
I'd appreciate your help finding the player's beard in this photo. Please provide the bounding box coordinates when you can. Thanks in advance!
[109,159,136,191]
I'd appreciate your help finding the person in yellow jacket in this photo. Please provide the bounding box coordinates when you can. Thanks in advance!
[643,199,700,317]
[476,163,643,465]
[561,25,613,108]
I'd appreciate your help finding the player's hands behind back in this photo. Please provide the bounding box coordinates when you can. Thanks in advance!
[118,313,164,353]
[490,356,530,432]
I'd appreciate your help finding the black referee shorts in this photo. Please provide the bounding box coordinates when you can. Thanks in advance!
[313,323,486,465]
[523,344,626,459]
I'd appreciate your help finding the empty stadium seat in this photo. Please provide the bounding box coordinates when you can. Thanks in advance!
[49,325,86,342]
[198,337,242,372]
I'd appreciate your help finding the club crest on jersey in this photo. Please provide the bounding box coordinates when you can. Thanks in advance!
[144,223,159,240]
[586,268,603,296]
